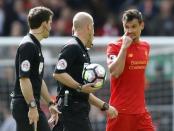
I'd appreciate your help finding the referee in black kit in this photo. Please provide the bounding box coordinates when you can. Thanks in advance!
[50,12,118,131]
[11,7,59,131]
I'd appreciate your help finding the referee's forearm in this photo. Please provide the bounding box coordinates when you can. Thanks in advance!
[41,80,52,104]
[53,73,80,89]
[20,77,35,104]
[89,93,104,109]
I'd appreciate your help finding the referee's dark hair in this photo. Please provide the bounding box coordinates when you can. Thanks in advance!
[28,6,53,29]
[122,9,143,23]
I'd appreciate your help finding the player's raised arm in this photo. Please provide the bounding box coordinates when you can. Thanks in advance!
[107,34,133,78]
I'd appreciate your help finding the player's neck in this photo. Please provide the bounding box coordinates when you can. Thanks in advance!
[133,37,140,44]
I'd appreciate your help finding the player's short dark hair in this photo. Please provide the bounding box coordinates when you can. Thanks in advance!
[28,6,53,29]
[122,9,143,23]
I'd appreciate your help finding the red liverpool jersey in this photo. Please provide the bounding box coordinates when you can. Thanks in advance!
[107,39,150,114]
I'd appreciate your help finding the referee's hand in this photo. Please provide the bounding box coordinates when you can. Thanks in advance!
[106,105,118,119]
[81,83,99,93]
[28,107,39,130]
[48,104,61,128]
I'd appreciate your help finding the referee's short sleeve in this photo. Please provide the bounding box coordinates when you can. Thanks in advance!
[54,44,79,73]
[18,43,36,78]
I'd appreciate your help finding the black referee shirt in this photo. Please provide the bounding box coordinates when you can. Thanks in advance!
[14,33,44,100]
[54,36,90,102]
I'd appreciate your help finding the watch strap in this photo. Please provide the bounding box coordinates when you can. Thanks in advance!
[76,84,83,92]
[28,100,37,108]
[101,102,109,111]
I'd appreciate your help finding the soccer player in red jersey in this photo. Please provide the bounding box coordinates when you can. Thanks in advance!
[106,9,155,131]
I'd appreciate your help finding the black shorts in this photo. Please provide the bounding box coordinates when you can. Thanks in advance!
[53,99,93,131]
[11,98,51,131]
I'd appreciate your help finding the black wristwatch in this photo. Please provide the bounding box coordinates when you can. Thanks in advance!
[28,100,37,108]
[101,102,109,111]
[76,84,83,92]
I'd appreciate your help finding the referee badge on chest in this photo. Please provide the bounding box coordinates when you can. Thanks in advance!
[39,62,44,74]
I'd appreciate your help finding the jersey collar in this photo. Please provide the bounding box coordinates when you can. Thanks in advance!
[73,35,88,52]
[28,33,41,50]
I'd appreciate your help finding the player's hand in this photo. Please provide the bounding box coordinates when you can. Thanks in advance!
[122,32,133,49]
[81,83,99,93]
[48,104,61,127]
[28,107,39,130]
[106,105,118,119]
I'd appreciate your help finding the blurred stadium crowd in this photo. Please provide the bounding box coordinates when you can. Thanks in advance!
[0,0,174,37]
[0,0,174,131]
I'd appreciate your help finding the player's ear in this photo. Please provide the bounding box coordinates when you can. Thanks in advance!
[72,27,74,35]
[86,23,91,31]
[140,21,144,30]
